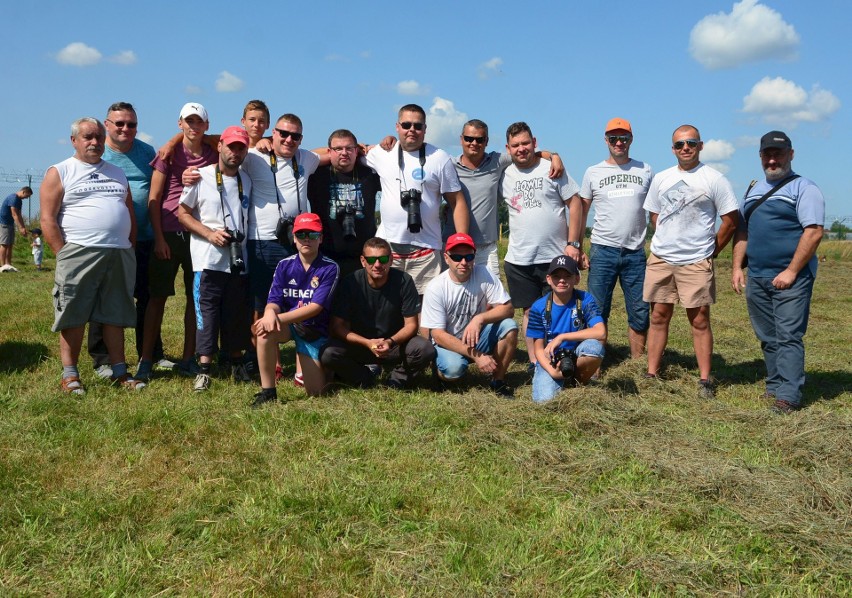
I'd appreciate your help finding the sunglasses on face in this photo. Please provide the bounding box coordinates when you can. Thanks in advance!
[607,135,631,145]
[447,253,476,263]
[275,128,303,141]
[463,135,486,144]
[295,231,320,240]
[107,119,138,129]
[398,121,425,131]
[363,254,391,265]
[673,139,700,150]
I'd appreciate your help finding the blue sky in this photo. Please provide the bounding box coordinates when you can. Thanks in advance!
[2,0,849,220]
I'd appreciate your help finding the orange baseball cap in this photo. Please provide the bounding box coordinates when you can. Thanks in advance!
[605,118,632,133]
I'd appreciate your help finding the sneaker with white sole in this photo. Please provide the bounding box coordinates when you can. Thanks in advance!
[193,373,211,391]
[154,358,177,371]
[94,364,113,379]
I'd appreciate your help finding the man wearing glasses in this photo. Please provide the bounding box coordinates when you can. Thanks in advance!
[308,129,380,278]
[366,104,468,295]
[252,213,339,406]
[320,237,435,389]
[578,118,653,362]
[643,124,738,399]
[447,119,565,277]
[420,233,518,398]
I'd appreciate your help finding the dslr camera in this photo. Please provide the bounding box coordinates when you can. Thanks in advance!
[400,188,422,233]
[275,216,295,248]
[549,347,576,380]
[224,228,246,273]
[329,201,360,241]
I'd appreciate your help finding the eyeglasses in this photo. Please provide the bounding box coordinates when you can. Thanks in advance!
[106,119,138,129]
[447,253,476,263]
[363,255,391,265]
[275,128,303,141]
[673,139,700,150]
[295,231,321,240]
[330,145,357,153]
[607,135,631,145]
[398,121,425,131]
[463,135,486,144]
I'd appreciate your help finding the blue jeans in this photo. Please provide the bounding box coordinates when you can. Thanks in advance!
[532,339,605,403]
[247,239,291,312]
[587,243,649,332]
[746,275,814,406]
[434,318,518,380]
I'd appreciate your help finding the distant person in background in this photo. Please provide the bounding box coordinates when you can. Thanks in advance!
[30,227,43,270]
[0,186,32,272]
[87,102,171,379]
[40,117,145,394]
[732,131,825,415]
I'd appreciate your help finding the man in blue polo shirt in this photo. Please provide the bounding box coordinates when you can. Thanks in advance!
[0,186,31,272]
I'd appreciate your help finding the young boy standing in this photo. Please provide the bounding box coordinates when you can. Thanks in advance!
[527,255,607,403]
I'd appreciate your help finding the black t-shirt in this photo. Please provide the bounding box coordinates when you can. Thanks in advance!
[331,268,419,339]
[308,163,379,260]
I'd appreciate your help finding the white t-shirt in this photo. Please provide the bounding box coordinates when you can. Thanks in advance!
[579,159,652,251]
[644,162,738,265]
[420,266,511,339]
[241,148,319,241]
[367,142,461,250]
[180,164,252,273]
[500,158,579,265]
[52,157,131,248]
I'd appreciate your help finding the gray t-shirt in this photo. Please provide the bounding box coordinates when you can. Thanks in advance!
[446,151,513,246]
[500,158,579,265]
[579,159,652,251]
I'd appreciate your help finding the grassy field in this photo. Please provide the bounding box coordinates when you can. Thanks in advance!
[1,240,850,596]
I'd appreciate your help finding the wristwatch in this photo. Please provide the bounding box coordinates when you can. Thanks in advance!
[567,241,581,249]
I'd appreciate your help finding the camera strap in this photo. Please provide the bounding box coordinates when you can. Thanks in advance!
[215,165,245,235]
[292,155,303,215]
[543,291,585,343]
[398,143,427,189]
[269,153,303,218]
[742,174,800,225]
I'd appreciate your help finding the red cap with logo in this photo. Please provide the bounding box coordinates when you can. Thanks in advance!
[220,126,250,146]
[445,233,476,252]
[293,213,323,232]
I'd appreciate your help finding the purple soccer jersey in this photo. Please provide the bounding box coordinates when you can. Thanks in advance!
[266,253,340,334]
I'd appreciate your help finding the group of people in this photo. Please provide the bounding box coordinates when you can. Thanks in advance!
[38,99,825,414]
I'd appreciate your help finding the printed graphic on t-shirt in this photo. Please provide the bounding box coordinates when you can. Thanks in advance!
[657,180,706,225]
[508,177,544,211]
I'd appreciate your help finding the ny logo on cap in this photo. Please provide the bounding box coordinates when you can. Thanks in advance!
[556,257,567,266]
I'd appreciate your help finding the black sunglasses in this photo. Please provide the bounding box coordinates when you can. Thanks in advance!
[447,253,475,263]
[107,119,138,129]
[275,128,303,141]
[463,135,486,143]
[363,255,391,265]
[607,135,631,145]
[398,121,425,131]
[673,139,700,150]
[295,231,320,240]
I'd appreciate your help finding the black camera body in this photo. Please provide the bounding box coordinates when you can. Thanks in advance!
[550,347,576,380]
[275,216,294,248]
[224,228,246,273]
[400,188,422,233]
[339,204,357,241]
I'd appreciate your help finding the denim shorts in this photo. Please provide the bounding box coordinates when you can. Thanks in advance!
[434,317,518,380]
[289,324,327,361]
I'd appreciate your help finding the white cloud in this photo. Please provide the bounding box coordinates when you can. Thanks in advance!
[477,57,503,80]
[324,53,348,62]
[185,85,203,94]
[705,162,731,175]
[396,80,429,96]
[735,135,761,148]
[424,97,468,148]
[137,132,154,145]
[689,0,799,69]
[215,71,244,93]
[108,50,137,65]
[359,50,371,59]
[55,42,102,66]
[742,76,841,124]
[701,139,736,161]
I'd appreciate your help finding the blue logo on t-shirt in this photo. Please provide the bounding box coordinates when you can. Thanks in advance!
[412,168,425,181]
[298,165,305,177]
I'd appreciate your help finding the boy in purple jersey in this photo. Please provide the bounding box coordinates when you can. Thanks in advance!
[252,213,339,406]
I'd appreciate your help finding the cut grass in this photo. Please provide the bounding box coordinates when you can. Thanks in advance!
[0,240,850,595]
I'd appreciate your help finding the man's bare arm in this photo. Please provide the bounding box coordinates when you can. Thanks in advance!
[39,168,65,254]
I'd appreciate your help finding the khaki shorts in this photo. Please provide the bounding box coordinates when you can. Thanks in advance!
[0,224,14,245]
[52,244,136,331]
[643,253,716,308]
[390,244,441,295]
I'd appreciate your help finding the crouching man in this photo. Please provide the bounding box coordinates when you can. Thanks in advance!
[528,255,606,403]
[321,237,435,389]
[420,233,518,398]
[252,213,339,406]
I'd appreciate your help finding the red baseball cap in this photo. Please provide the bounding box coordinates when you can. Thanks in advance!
[293,213,323,233]
[445,233,476,252]
[220,125,250,146]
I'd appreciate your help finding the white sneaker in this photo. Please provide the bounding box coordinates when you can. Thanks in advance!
[94,364,113,379]
[8,266,19,272]
[0,265,12,272]
[193,373,211,392]
[154,358,177,371]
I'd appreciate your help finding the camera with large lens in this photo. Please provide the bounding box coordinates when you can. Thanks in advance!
[400,188,422,233]
[275,216,294,248]
[339,204,357,241]
[224,228,246,273]
[550,347,576,380]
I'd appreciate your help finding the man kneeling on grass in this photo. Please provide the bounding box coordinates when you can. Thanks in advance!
[527,255,606,403]
[420,233,518,398]
[252,213,339,407]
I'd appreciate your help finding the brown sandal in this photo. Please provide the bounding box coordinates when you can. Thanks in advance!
[61,376,86,395]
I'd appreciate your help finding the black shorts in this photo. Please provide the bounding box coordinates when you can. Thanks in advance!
[192,270,252,357]
[503,261,550,310]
